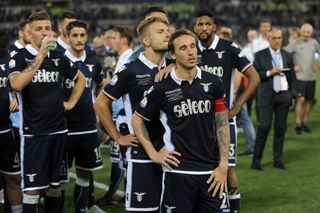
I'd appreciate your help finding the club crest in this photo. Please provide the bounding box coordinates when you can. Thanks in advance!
[140,97,148,108]
[215,51,225,59]
[134,192,146,202]
[200,83,212,93]
[86,64,94,72]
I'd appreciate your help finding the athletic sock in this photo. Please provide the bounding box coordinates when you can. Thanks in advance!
[44,187,62,213]
[23,194,39,213]
[229,193,241,213]
[74,178,90,212]
[88,173,94,208]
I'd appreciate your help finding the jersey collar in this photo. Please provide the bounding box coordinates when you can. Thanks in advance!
[25,44,39,56]
[198,34,219,52]
[65,49,87,62]
[170,66,202,85]
[14,40,24,49]
[57,36,70,50]
[138,52,167,70]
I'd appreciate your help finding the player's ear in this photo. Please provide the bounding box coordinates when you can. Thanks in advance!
[169,50,176,60]
[142,36,151,47]
[212,24,217,33]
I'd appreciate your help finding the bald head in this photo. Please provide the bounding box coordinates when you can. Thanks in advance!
[268,28,283,51]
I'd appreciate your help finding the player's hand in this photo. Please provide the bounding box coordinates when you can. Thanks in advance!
[63,101,74,111]
[9,97,19,112]
[228,104,240,119]
[154,63,175,82]
[39,33,56,57]
[151,148,181,170]
[116,134,139,147]
[207,162,228,197]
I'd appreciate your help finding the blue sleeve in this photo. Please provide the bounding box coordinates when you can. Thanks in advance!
[103,67,133,100]
[230,42,251,73]
[135,84,163,121]
[94,61,104,85]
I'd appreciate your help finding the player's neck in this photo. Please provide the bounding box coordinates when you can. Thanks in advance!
[60,35,69,45]
[18,38,27,47]
[144,49,165,69]
[201,35,214,48]
[118,46,130,56]
[69,48,85,59]
[176,64,197,84]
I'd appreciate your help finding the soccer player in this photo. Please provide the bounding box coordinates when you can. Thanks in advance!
[8,11,85,213]
[128,6,169,63]
[194,9,260,212]
[56,11,78,53]
[0,31,22,213]
[132,29,230,213]
[64,20,104,212]
[96,26,133,206]
[9,20,31,54]
[94,17,171,212]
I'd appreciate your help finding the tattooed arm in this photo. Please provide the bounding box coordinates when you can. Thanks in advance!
[132,113,180,170]
[207,110,230,197]
[9,37,54,91]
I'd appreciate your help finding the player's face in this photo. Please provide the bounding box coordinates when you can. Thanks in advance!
[21,24,31,44]
[146,22,170,52]
[59,18,77,38]
[194,16,216,43]
[110,31,121,54]
[260,22,271,36]
[29,20,52,48]
[269,30,282,50]
[170,35,197,70]
[68,27,88,52]
[301,26,312,41]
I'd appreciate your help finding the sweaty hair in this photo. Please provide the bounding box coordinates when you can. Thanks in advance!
[66,20,87,35]
[137,16,169,38]
[19,20,29,31]
[28,11,50,23]
[113,26,133,45]
[168,29,197,52]
[196,9,214,21]
[57,11,78,23]
[143,6,168,19]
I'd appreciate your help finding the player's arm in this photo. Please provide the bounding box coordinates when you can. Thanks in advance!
[9,37,54,91]
[64,71,86,111]
[94,92,138,146]
[207,97,230,197]
[132,113,180,170]
[229,65,260,119]
[9,91,19,112]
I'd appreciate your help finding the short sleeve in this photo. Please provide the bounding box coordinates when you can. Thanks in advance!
[94,61,104,86]
[62,57,80,81]
[103,67,134,100]
[135,84,163,121]
[8,51,26,75]
[230,42,251,73]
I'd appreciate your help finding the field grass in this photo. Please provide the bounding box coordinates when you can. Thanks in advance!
[2,76,319,213]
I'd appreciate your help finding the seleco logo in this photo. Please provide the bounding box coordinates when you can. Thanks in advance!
[200,65,224,77]
[173,99,211,117]
[32,69,59,83]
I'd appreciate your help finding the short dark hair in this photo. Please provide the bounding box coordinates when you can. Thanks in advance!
[66,21,87,35]
[19,20,29,31]
[113,26,133,45]
[143,6,168,19]
[28,11,50,23]
[58,11,78,23]
[168,29,197,52]
[196,9,214,20]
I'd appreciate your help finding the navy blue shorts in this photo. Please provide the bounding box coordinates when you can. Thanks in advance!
[66,132,103,171]
[0,130,20,175]
[21,133,66,191]
[229,123,237,166]
[125,161,163,211]
[160,172,230,213]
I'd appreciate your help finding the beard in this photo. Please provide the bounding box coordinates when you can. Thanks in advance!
[196,32,212,43]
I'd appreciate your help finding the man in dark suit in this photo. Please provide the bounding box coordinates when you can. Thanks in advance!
[252,28,295,170]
